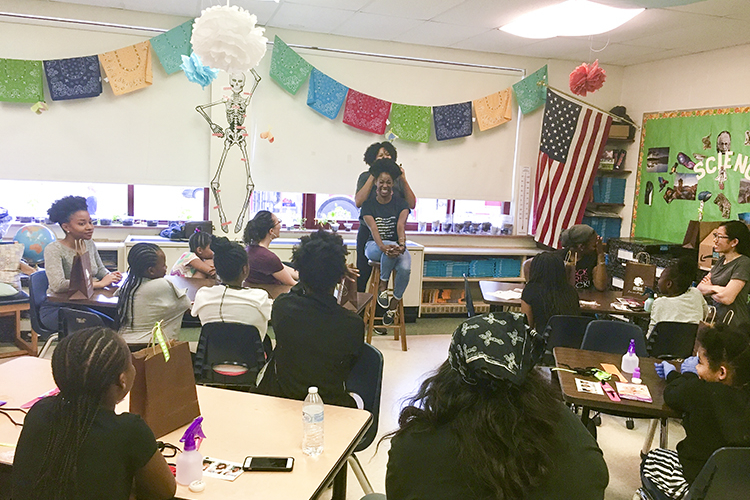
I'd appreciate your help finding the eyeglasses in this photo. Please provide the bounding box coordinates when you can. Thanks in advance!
[713,233,731,240]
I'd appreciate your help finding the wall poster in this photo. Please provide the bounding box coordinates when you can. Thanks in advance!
[632,105,750,243]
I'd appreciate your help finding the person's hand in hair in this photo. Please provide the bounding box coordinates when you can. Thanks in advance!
[680,356,699,374]
[655,361,676,379]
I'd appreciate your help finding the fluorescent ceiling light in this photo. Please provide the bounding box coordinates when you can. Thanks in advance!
[500,0,644,39]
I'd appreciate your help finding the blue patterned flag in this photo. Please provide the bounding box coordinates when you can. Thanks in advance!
[150,20,193,75]
[433,102,473,141]
[307,68,348,120]
[43,56,102,101]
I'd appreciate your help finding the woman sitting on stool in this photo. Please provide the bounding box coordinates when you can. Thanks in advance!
[361,158,411,326]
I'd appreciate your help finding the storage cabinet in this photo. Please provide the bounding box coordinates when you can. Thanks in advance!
[585,137,634,241]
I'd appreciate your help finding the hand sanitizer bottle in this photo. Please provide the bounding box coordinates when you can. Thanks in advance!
[621,339,639,374]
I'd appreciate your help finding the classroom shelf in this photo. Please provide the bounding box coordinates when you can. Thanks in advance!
[422,276,525,283]
[597,170,632,177]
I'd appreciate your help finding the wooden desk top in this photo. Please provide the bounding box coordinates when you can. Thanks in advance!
[478,281,650,318]
[553,347,681,420]
[0,357,372,500]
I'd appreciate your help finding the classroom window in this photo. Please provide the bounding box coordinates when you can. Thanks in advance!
[314,194,359,221]
[0,180,127,221]
[133,185,205,221]
[249,191,304,227]
[453,200,508,226]
[412,198,449,224]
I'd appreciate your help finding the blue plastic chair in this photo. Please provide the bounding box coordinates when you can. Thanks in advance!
[582,320,648,357]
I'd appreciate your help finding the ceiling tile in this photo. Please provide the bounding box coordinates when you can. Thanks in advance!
[451,28,542,54]
[392,20,489,47]
[432,0,560,30]
[666,0,750,18]
[277,0,369,9]
[332,12,423,40]
[607,47,691,66]
[361,0,465,21]
[620,16,750,51]
[266,2,355,32]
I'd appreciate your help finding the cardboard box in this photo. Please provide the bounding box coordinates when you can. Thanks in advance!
[698,233,717,271]
[682,220,723,249]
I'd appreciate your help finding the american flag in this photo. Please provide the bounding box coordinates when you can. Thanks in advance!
[533,90,612,248]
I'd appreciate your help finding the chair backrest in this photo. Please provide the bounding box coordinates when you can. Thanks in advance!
[58,307,105,340]
[28,270,55,336]
[582,320,648,357]
[649,322,699,360]
[346,343,384,452]
[194,323,267,388]
[684,447,750,500]
[463,274,475,318]
[545,315,594,351]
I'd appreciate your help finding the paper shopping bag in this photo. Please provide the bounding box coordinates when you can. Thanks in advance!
[337,275,359,310]
[68,240,93,300]
[130,340,201,438]
[623,252,656,298]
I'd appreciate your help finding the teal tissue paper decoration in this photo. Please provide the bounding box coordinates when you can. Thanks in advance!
[180,52,218,89]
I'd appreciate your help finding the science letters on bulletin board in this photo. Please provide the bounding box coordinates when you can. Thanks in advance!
[632,106,750,243]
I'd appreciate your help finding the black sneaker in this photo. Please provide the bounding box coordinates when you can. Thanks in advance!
[374,327,388,336]
[382,309,397,326]
[377,290,389,309]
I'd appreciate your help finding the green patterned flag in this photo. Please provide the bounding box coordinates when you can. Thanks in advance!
[150,20,193,75]
[389,103,431,143]
[513,65,548,115]
[0,59,44,103]
[270,36,312,95]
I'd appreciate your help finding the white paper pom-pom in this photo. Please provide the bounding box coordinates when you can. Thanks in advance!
[191,5,268,74]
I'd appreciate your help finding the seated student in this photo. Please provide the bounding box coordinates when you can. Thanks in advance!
[644,325,750,500]
[0,242,34,301]
[191,237,272,339]
[116,243,190,345]
[647,256,708,337]
[555,224,609,291]
[170,231,216,279]
[41,196,122,330]
[384,313,609,500]
[521,251,580,331]
[12,327,176,500]
[256,230,364,408]
[242,210,298,286]
[361,158,411,326]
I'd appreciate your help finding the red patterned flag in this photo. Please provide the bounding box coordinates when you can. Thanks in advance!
[533,90,611,248]
[342,89,391,134]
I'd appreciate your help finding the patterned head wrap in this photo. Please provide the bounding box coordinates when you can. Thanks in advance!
[448,312,547,386]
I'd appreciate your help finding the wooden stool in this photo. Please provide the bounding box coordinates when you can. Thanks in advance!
[364,261,407,351]
[0,299,38,358]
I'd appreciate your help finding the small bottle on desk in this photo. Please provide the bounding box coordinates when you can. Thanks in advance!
[302,387,324,457]
[621,339,639,374]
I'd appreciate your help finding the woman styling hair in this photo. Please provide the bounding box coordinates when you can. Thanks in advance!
[384,312,609,500]
[521,251,580,331]
[557,224,608,291]
[12,327,176,500]
[243,210,298,285]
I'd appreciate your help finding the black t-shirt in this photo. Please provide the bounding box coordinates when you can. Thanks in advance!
[521,282,581,331]
[554,248,598,290]
[256,284,365,408]
[360,196,410,242]
[385,401,609,500]
[12,396,157,500]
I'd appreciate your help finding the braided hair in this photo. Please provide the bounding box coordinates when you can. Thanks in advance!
[188,231,212,253]
[116,242,161,329]
[211,237,247,282]
[32,327,131,499]
[243,211,276,246]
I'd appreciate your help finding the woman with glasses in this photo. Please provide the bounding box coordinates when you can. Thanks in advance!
[698,220,750,327]
[242,210,298,286]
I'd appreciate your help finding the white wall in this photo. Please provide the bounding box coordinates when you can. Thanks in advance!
[620,43,750,239]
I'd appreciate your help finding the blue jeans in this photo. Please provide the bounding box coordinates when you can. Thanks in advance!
[364,240,411,300]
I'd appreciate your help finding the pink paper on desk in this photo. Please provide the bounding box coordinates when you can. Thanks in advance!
[615,382,652,403]
[21,387,60,409]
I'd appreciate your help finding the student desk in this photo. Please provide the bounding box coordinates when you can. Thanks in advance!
[0,356,372,500]
[553,347,681,447]
[478,281,651,318]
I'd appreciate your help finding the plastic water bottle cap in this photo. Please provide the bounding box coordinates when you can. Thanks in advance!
[189,480,206,492]
[309,386,318,394]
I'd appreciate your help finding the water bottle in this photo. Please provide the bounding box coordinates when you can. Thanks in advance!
[621,339,640,374]
[302,386,324,457]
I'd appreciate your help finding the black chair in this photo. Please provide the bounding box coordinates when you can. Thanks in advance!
[542,315,594,365]
[29,270,58,358]
[58,307,106,338]
[581,320,648,357]
[581,320,647,431]
[463,274,475,318]
[194,323,268,390]
[639,447,750,500]
[648,322,699,360]
[346,343,384,495]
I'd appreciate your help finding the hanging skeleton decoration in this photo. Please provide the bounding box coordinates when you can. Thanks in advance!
[196,70,261,233]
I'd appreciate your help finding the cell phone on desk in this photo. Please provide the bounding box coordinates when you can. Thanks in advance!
[243,456,294,472]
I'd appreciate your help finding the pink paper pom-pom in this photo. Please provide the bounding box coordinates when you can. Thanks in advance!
[569,59,606,97]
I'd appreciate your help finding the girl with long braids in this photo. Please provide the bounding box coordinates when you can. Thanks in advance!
[12,327,175,500]
[521,251,580,331]
[191,237,272,338]
[116,242,190,345]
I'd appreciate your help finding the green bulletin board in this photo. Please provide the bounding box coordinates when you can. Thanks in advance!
[632,106,750,243]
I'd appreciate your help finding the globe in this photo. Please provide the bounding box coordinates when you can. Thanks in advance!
[13,224,57,265]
